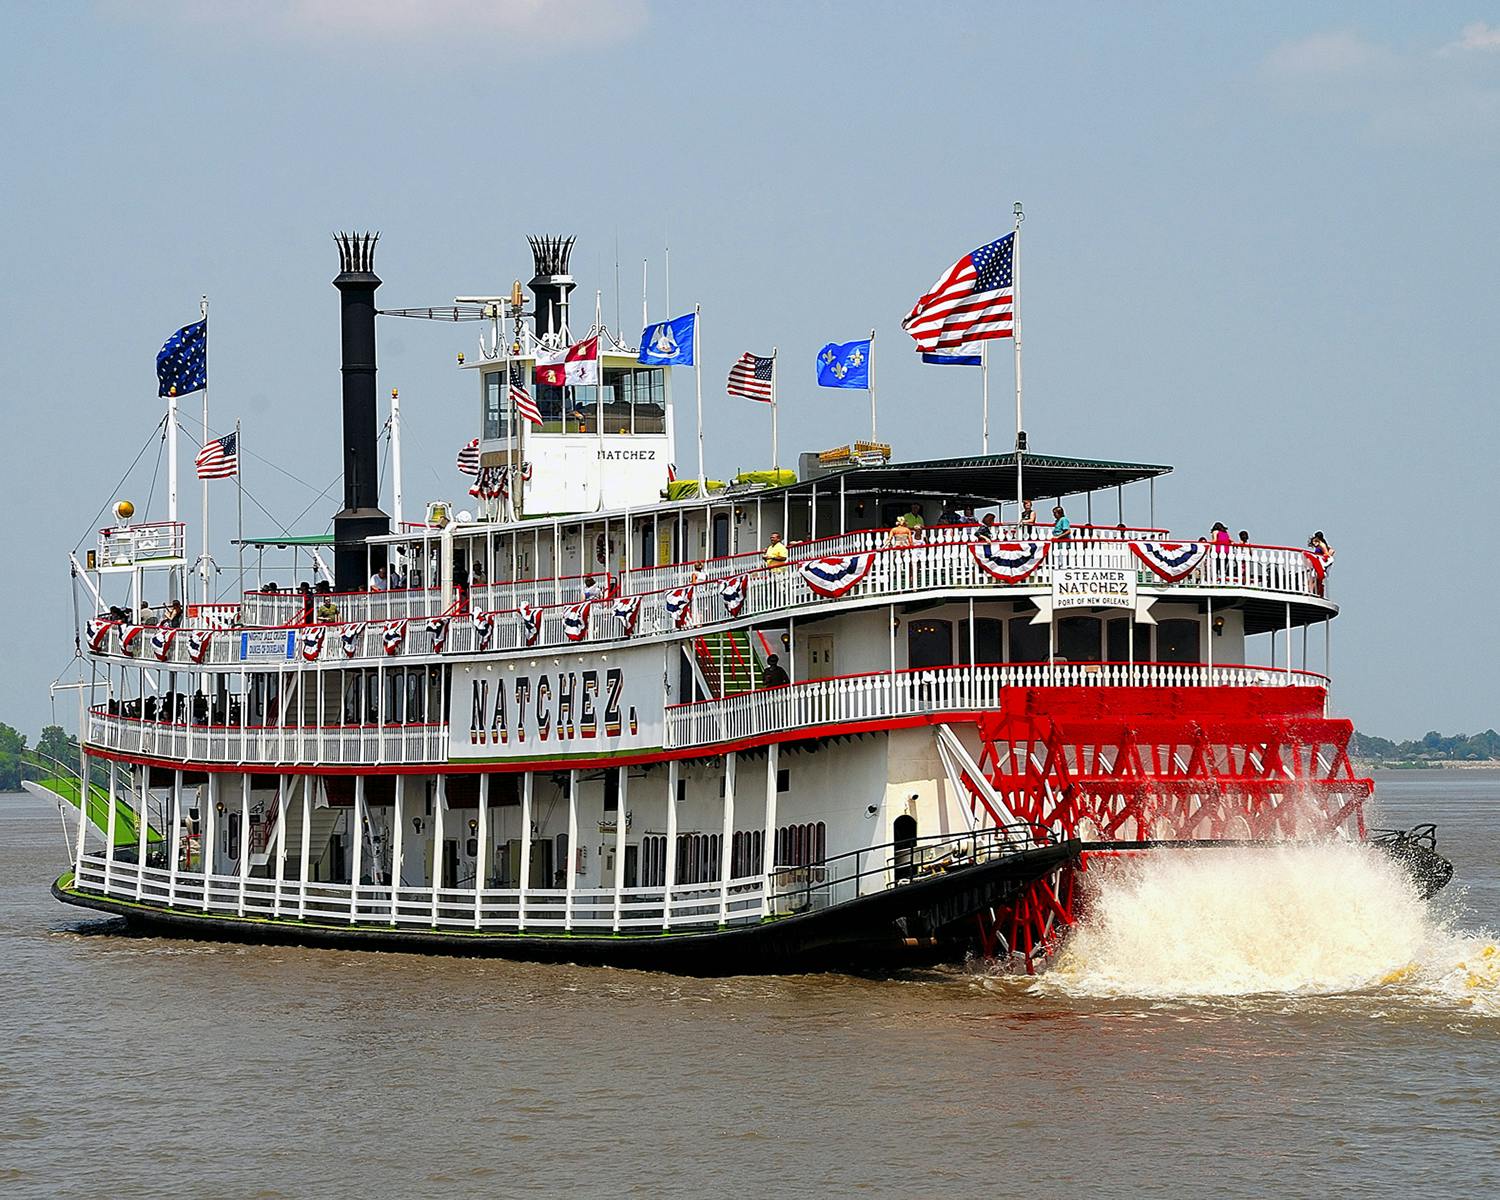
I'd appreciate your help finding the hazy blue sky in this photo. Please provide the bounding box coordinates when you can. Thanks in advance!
[2,2,1497,738]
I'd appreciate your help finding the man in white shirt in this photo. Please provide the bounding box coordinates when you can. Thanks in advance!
[369,566,388,592]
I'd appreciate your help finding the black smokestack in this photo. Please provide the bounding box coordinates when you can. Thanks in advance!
[527,235,576,341]
[332,232,390,591]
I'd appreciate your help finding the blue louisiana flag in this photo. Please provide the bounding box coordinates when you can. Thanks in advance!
[157,318,207,398]
[816,339,871,389]
[638,312,696,366]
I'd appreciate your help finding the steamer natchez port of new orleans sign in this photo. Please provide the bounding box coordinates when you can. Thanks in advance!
[448,644,668,762]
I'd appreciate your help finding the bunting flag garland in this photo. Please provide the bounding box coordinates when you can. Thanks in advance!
[516,602,544,646]
[719,574,748,616]
[471,610,494,650]
[611,594,642,635]
[969,540,1050,584]
[797,553,876,599]
[150,627,177,661]
[426,616,450,653]
[456,438,481,476]
[341,622,367,657]
[187,628,213,664]
[382,620,407,656]
[563,601,592,642]
[665,586,695,630]
[1130,541,1209,583]
[120,625,145,655]
[301,625,326,661]
[86,618,114,652]
[469,465,507,501]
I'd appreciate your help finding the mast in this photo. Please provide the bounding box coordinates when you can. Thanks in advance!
[390,387,404,529]
[198,295,211,603]
[1012,201,1025,510]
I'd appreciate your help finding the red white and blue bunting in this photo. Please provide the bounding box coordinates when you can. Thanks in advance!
[301,625,326,661]
[563,601,592,642]
[665,586,695,629]
[342,621,366,657]
[150,627,177,661]
[798,553,876,599]
[86,618,114,652]
[968,540,1049,583]
[471,610,494,650]
[382,620,407,656]
[120,625,145,656]
[187,629,213,664]
[719,573,748,616]
[1130,540,1209,582]
[516,603,544,647]
[426,616,450,653]
[612,594,642,635]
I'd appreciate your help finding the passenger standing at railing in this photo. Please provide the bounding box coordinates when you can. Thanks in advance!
[163,600,184,629]
[939,501,962,525]
[583,574,609,602]
[1308,531,1335,596]
[904,504,926,534]
[1211,522,1232,548]
[297,582,314,625]
[1051,507,1071,540]
[1021,499,1037,527]
[885,515,916,549]
[315,596,339,623]
[369,565,388,593]
[761,653,789,688]
[764,533,789,569]
[974,514,999,541]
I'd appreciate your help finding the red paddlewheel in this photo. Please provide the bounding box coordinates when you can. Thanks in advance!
[960,686,1372,972]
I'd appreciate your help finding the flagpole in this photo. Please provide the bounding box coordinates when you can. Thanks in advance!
[868,328,878,442]
[390,387,405,529]
[235,418,245,600]
[981,342,990,455]
[770,347,779,474]
[199,295,210,605]
[1013,201,1025,513]
[694,303,705,497]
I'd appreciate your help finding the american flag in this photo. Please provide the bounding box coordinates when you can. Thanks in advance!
[195,431,239,479]
[456,437,480,476]
[512,382,542,426]
[902,233,1015,353]
[726,352,774,402]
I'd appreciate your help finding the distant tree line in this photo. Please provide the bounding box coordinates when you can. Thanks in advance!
[0,722,91,790]
[1352,728,1500,763]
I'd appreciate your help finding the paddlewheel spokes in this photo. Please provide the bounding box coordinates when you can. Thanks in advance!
[952,685,1373,972]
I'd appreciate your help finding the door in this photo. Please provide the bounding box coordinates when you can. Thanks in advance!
[442,838,461,888]
[906,619,953,669]
[893,814,918,881]
[712,513,730,559]
[806,634,835,679]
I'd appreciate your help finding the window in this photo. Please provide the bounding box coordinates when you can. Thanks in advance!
[674,832,721,884]
[776,768,790,793]
[1157,618,1202,664]
[1106,618,1151,663]
[483,371,511,441]
[1008,616,1049,663]
[957,618,1004,665]
[907,619,953,669]
[774,821,827,867]
[1057,616,1103,663]
[604,770,620,813]
[639,834,667,887]
[730,830,764,879]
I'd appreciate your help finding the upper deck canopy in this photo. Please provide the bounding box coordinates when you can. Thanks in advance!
[797,451,1172,505]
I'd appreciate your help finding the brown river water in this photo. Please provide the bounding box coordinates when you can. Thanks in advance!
[3,771,1498,1199]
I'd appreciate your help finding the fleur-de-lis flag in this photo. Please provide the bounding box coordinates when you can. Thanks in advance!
[157,319,207,398]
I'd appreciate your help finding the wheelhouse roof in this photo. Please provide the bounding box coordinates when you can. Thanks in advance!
[798,450,1172,505]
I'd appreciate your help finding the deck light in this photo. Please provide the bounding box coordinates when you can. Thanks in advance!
[1213,616,1225,637]
[456,352,465,365]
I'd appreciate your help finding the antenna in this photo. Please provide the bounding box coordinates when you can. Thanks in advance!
[642,258,648,329]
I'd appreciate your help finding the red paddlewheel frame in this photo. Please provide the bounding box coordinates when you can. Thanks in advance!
[960,686,1372,973]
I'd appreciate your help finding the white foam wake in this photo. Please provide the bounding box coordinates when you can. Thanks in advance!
[1033,842,1499,1014]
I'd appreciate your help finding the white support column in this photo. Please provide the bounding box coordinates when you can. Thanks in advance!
[611,767,626,932]
[237,773,251,916]
[272,773,288,917]
[762,743,779,918]
[202,773,217,911]
[298,778,312,920]
[349,775,365,924]
[167,770,183,905]
[430,775,445,927]
[391,774,405,925]
[718,752,736,925]
[135,764,148,901]
[664,760,679,929]
[1206,596,1214,678]
[72,751,90,873]
[520,771,534,930]
[103,759,118,893]
[475,773,489,930]
[564,769,578,931]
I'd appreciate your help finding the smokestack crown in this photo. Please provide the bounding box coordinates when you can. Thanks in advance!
[334,231,381,283]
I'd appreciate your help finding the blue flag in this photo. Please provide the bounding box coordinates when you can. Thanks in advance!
[638,312,696,366]
[816,339,871,389]
[157,319,207,398]
[922,350,982,367]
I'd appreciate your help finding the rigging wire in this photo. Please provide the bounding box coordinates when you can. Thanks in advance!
[70,417,169,555]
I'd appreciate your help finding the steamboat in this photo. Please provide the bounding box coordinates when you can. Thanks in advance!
[45,232,1450,973]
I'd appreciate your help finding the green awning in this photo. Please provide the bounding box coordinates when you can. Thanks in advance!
[794,450,1172,504]
[235,534,337,548]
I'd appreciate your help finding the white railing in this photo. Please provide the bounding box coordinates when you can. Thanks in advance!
[90,537,1329,670]
[96,522,186,567]
[85,709,447,766]
[663,662,1329,749]
[71,854,768,934]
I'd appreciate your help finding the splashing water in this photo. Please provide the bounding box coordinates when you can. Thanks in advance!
[1033,841,1500,1014]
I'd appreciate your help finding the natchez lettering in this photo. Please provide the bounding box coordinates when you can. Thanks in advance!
[596,449,656,461]
[468,667,640,746]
